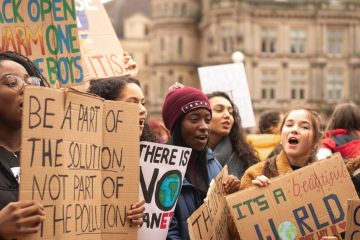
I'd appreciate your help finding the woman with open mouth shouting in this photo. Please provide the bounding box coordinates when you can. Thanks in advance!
[238,106,339,240]
[239,106,323,190]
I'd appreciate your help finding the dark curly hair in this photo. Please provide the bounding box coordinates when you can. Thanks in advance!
[0,51,50,87]
[207,91,258,169]
[258,110,282,134]
[88,76,157,142]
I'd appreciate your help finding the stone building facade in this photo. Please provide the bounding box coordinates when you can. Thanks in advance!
[121,0,360,121]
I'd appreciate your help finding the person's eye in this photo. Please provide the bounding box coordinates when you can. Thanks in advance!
[205,117,212,124]
[301,125,310,130]
[142,101,146,106]
[5,79,18,88]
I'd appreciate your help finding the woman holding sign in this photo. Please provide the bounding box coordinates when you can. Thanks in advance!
[240,105,322,189]
[0,51,49,239]
[206,91,258,179]
[239,106,339,240]
[162,83,240,240]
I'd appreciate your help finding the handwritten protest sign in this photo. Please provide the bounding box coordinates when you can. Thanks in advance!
[20,87,139,240]
[76,0,135,80]
[226,153,358,239]
[345,199,360,240]
[1,0,84,87]
[188,166,231,240]
[139,142,191,240]
[198,63,255,128]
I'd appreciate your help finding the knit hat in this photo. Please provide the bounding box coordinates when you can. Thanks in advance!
[162,84,211,133]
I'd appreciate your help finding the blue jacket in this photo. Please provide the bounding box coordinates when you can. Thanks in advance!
[166,148,222,240]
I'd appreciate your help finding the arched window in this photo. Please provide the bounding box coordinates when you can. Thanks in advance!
[178,37,183,56]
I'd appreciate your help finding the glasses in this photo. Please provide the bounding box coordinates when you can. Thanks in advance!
[0,74,41,91]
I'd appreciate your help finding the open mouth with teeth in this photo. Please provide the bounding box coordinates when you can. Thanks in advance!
[288,137,299,145]
[139,119,145,126]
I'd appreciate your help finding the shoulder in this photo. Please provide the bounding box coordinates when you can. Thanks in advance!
[205,148,222,176]
[240,161,267,190]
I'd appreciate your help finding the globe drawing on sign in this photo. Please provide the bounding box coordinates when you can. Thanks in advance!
[158,172,182,210]
[278,221,297,240]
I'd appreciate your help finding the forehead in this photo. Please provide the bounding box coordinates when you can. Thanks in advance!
[117,82,143,100]
[285,109,311,123]
[0,60,28,78]
[185,108,211,117]
[209,96,232,107]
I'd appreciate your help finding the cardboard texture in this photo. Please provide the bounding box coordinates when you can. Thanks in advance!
[345,199,360,240]
[226,153,359,240]
[187,166,231,240]
[138,142,191,240]
[198,63,256,128]
[76,0,136,81]
[1,0,84,87]
[19,87,139,240]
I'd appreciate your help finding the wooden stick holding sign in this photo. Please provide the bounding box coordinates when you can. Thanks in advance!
[19,87,139,240]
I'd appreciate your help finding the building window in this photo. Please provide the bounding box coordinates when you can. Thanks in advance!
[160,38,165,51]
[327,28,343,54]
[261,28,277,53]
[160,76,166,97]
[178,75,183,84]
[178,37,183,56]
[290,29,306,54]
[173,3,179,16]
[144,53,148,66]
[181,3,186,16]
[261,69,277,100]
[290,69,307,100]
[326,69,343,101]
[221,26,234,53]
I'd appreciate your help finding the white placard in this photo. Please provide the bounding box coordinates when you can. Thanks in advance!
[198,63,255,128]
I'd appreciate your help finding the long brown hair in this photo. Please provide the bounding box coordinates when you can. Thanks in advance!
[327,102,360,140]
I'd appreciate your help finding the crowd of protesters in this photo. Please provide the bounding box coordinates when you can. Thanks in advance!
[1,51,359,240]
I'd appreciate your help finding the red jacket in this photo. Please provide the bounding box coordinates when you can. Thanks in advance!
[321,129,360,159]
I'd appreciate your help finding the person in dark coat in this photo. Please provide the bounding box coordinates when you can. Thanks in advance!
[0,51,49,239]
[162,83,239,240]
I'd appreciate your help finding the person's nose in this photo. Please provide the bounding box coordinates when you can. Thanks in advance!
[139,103,147,117]
[199,119,209,132]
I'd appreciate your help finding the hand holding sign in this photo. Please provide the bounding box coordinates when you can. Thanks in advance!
[0,201,45,239]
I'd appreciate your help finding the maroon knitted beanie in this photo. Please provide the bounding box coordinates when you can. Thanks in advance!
[162,86,211,133]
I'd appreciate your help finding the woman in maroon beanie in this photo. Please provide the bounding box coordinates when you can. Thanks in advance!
[162,83,240,240]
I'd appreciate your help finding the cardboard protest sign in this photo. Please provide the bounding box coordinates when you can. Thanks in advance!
[345,199,360,240]
[188,166,231,240]
[198,63,255,128]
[20,87,139,240]
[76,0,135,80]
[1,0,84,87]
[139,142,191,240]
[226,153,358,240]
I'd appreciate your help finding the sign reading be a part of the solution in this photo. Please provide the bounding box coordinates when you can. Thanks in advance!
[20,87,139,240]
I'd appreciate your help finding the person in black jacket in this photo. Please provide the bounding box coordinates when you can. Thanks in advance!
[0,51,50,239]
[162,83,240,240]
